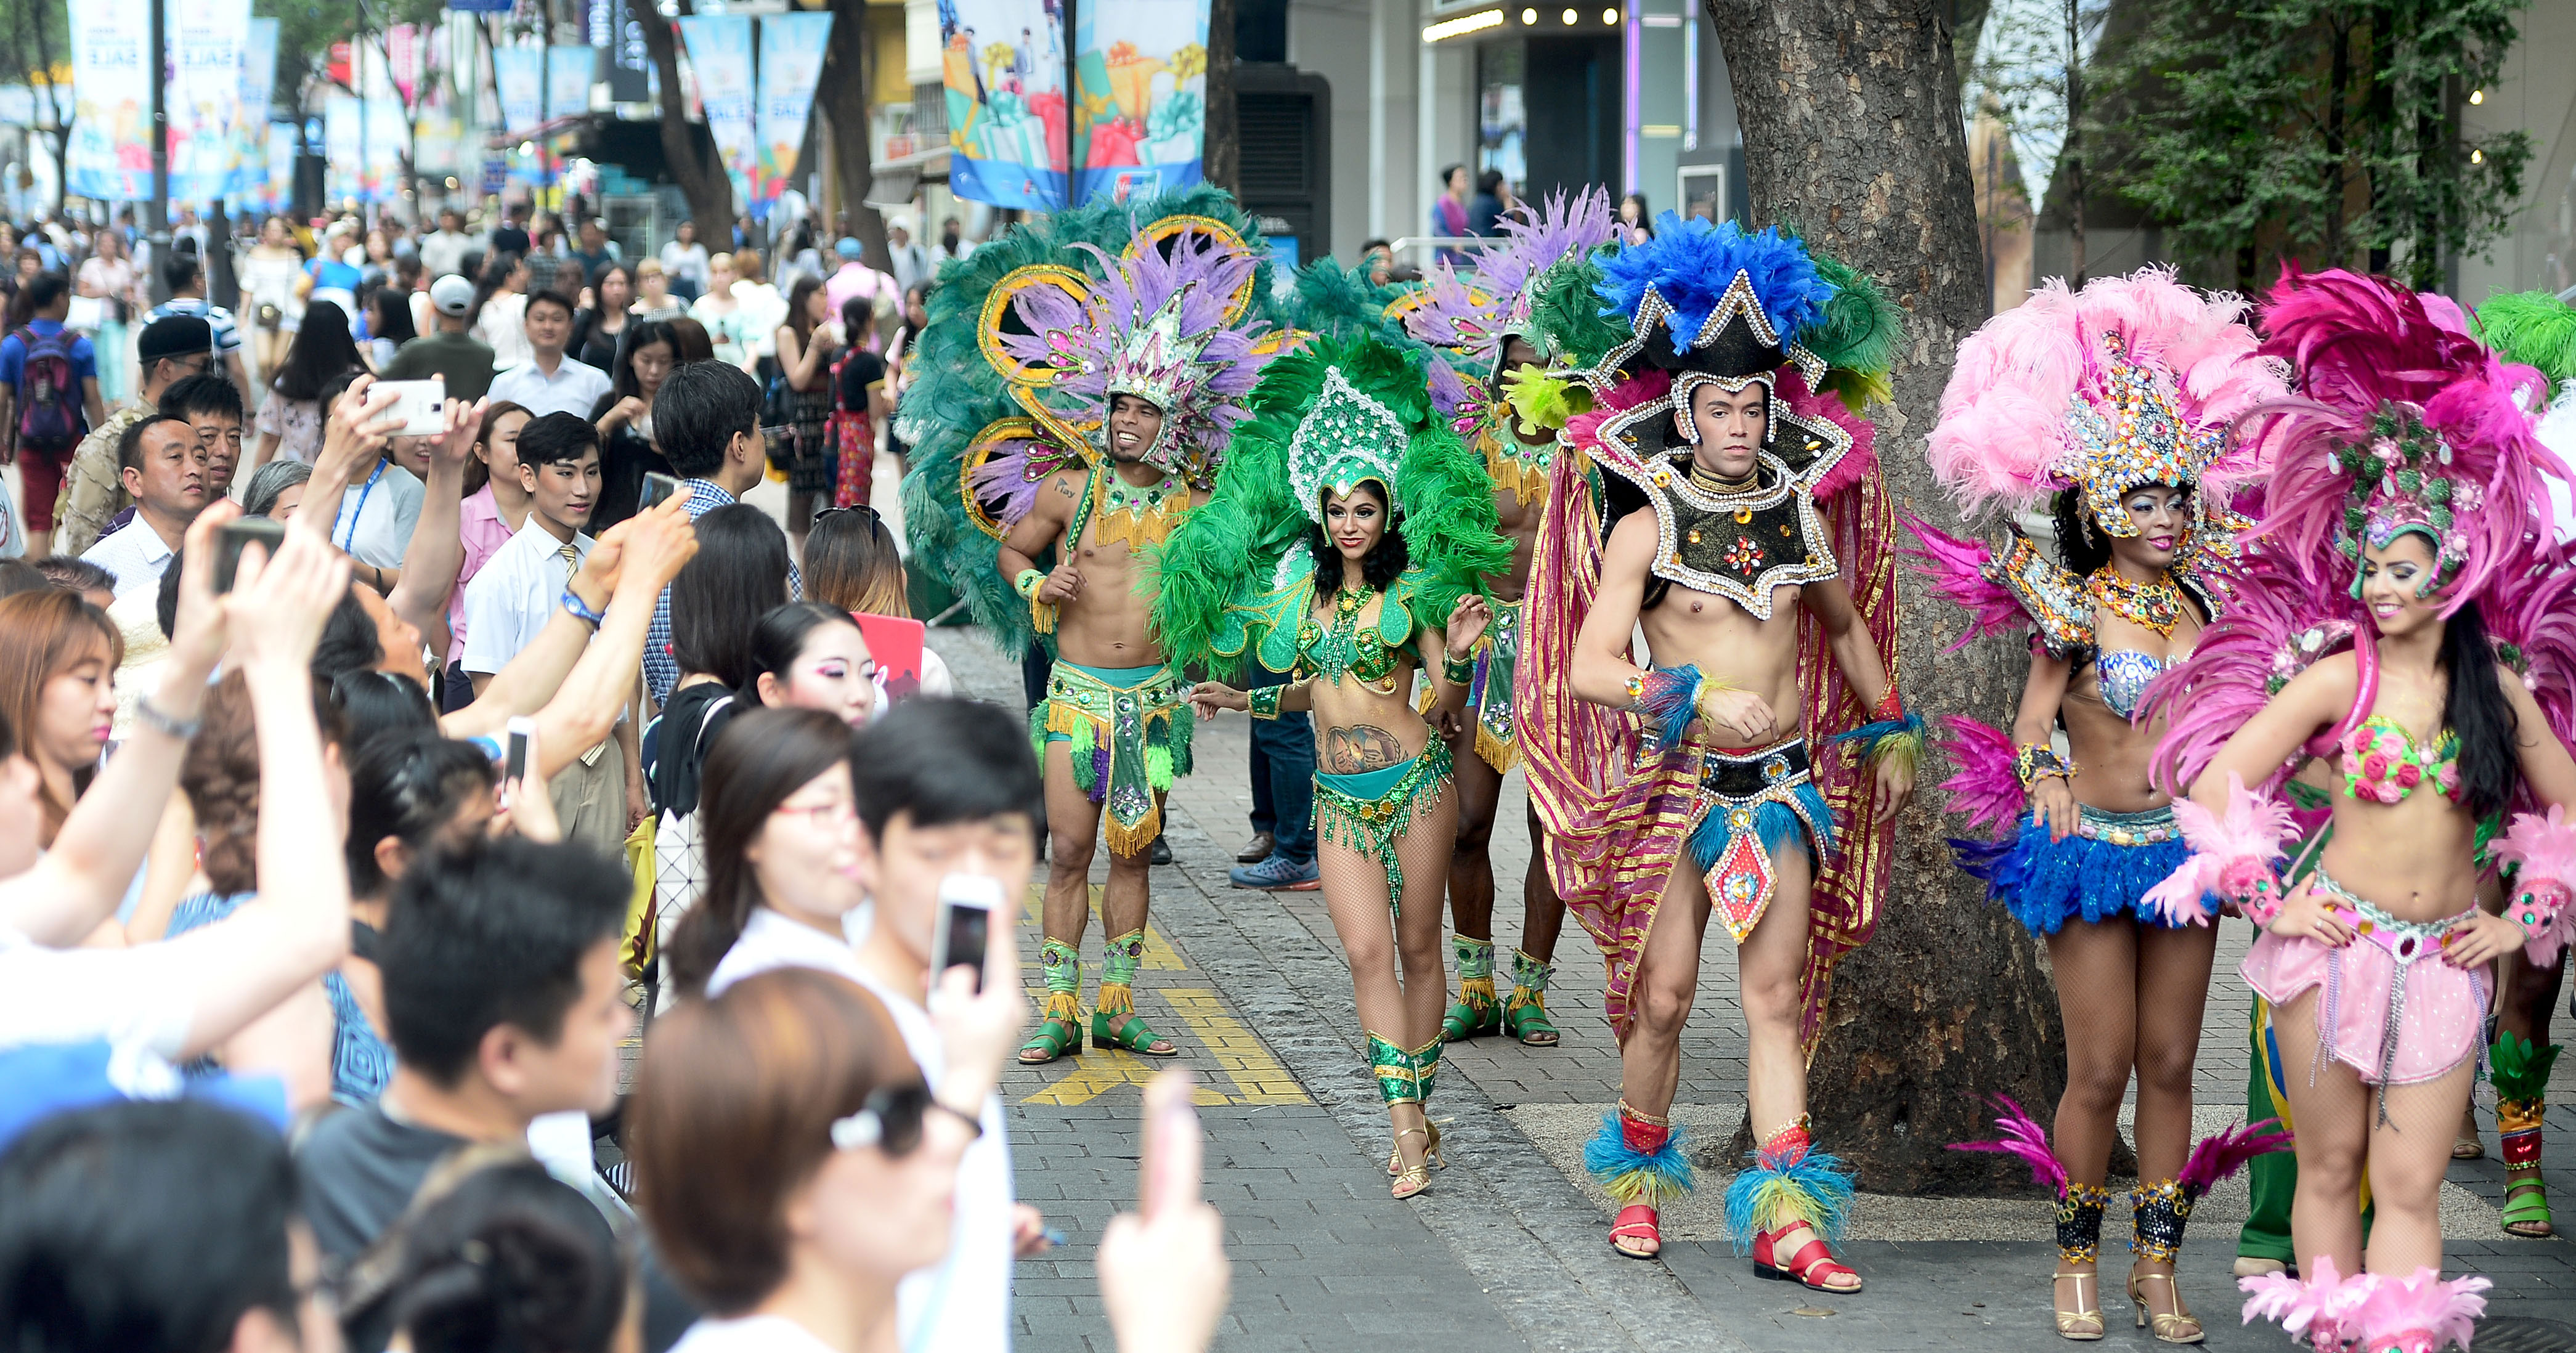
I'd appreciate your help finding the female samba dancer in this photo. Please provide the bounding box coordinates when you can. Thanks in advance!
[1913,272,2291,1342]
[2149,269,2576,1353]
[1158,333,1508,1199]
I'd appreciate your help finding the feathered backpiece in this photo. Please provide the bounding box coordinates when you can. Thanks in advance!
[1146,331,1508,676]
[898,187,1278,657]
[1926,267,2285,527]
[1394,188,1620,421]
[2141,771,2301,925]
[2474,289,2576,391]
[2245,266,2561,612]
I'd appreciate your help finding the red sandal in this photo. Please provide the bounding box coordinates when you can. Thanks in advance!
[1609,1204,1662,1259]
[1752,1221,1861,1292]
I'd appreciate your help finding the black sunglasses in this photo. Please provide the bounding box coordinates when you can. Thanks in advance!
[828,1081,983,1157]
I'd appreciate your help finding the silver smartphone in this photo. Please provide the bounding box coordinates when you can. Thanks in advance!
[929,874,1004,991]
[375,378,447,437]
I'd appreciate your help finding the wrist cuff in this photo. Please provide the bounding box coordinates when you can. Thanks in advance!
[1248,686,1283,720]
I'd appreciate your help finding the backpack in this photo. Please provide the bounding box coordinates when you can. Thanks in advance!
[12,327,80,454]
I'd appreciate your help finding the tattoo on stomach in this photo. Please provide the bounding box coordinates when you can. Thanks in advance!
[1325,725,1406,774]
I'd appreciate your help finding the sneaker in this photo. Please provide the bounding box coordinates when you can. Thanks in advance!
[1230,853,1320,890]
[1237,830,1277,863]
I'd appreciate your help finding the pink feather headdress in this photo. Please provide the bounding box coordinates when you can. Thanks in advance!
[2243,266,2567,613]
[1927,267,2286,524]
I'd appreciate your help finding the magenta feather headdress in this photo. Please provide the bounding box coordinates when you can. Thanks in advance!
[993,224,1271,476]
[1927,267,2286,525]
[2243,266,2565,612]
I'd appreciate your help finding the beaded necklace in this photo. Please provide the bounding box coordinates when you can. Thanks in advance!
[2086,565,2186,638]
[1089,463,1188,550]
[1304,581,1394,688]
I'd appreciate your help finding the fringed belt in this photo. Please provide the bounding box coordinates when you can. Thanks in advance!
[1314,738,1454,909]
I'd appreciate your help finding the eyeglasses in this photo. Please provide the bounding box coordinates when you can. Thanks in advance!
[829,1081,983,1156]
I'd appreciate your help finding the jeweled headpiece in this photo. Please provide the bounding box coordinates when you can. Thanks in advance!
[991,219,1270,477]
[1928,268,2286,531]
[1286,366,1408,522]
[2249,266,2562,612]
[1591,214,1839,426]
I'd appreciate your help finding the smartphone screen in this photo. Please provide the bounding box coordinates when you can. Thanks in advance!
[930,874,1001,991]
[213,519,287,593]
[640,472,685,511]
[504,728,530,783]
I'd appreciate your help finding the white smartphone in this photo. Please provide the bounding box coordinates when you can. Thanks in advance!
[500,716,537,809]
[376,378,447,437]
[930,873,1004,991]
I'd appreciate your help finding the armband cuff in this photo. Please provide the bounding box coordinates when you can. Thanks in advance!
[1248,686,1283,720]
[1442,651,1474,685]
[2014,744,2077,789]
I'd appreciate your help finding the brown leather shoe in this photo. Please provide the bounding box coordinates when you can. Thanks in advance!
[1236,830,1275,863]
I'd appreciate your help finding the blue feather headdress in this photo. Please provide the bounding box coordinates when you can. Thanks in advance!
[1594,213,1837,387]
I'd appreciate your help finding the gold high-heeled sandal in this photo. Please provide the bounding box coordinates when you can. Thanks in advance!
[1384,1119,1443,1176]
[1391,1126,1436,1200]
[2052,1269,2103,1341]
[2129,1269,2204,1344]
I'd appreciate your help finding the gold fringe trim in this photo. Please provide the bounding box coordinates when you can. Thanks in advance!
[1475,720,1519,773]
[1037,990,1082,1025]
[1095,980,1136,1017]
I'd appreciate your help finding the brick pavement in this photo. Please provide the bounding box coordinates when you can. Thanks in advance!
[927,626,2576,1352]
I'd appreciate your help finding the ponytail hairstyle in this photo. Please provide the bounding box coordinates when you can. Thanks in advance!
[664,707,859,997]
[2440,599,2519,824]
[355,1158,627,1353]
[182,672,352,895]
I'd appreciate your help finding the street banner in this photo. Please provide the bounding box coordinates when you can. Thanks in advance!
[323,95,407,203]
[64,0,149,201]
[230,18,278,199]
[494,45,544,137]
[755,12,831,206]
[447,0,513,12]
[1073,0,1206,203]
[546,44,592,120]
[939,0,1067,210]
[324,94,363,203]
[262,121,296,213]
[677,15,756,208]
[168,0,251,204]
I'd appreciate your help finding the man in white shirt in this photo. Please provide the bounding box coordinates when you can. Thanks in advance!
[486,291,612,419]
[885,220,930,295]
[849,697,1050,1353]
[419,208,476,280]
[461,413,635,857]
[79,417,207,599]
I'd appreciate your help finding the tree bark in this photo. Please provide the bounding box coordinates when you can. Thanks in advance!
[820,0,888,270]
[1702,0,2067,1195]
[632,0,736,238]
[1202,0,1237,193]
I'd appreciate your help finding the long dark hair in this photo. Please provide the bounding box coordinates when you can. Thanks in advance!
[2052,487,2113,577]
[1307,480,1409,607]
[665,707,857,997]
[748,601,864,698]
[784,275,825,348]
[343,733,497,901]
[611,320,680,402]
[369,286,417,347]
[670,504,792,688]
[272,302,360,402]
[468,251,523,327]
[2439,600,2518,823]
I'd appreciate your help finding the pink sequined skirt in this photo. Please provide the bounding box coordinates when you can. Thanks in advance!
[2241,901,2487,1087]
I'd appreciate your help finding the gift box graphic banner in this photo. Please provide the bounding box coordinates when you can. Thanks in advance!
[940,0,1069,210]
[1072,0,1206,202]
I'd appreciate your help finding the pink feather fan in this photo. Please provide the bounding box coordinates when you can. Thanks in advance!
[2494,805,2576,965]
[1927,267,2282,519]
[2142,771,2299,925]
[1935,716,2024,840]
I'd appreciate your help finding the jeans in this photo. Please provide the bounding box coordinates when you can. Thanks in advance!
[1245,662,1314,863]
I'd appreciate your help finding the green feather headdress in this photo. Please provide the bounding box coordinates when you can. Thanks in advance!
[2474,290,2576,389]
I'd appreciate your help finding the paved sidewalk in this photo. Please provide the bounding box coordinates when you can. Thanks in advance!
[928,627,2576,1353]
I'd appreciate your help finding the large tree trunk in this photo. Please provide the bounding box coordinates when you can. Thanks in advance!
[633,0,736,238]
[1202,0,1236,193]
[1702,0,2066,1195]
[821,0,890,270]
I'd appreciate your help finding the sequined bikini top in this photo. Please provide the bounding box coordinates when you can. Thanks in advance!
[2339,714,2461,805]
[1294,583,1407,689]
[2094,649,2171,721]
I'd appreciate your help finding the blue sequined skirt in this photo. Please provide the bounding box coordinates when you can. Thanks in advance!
[1951,803,2196,937]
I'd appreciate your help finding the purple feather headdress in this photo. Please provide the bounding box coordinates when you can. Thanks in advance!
[994,224,1272,477]
[2245,266,2567,613]
[1399,187,1617,415]
[1927,267,2286,526]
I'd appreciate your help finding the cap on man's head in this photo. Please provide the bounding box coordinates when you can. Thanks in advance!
[835,237,863,260]
[135,315,213,364]
[430,274,476,317]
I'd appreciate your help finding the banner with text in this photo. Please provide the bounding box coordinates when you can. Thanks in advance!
[1072,0,1206,203]
[676,15,755,209]
[939,0,1067,210]
[755,12,831,206]
[65,0,149,201]
[230,18,278,200]
[546,44,591,121]
[493,45,545,137]
[168,0,251,204]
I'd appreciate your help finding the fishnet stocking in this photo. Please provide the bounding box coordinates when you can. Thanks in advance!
[1315,782,1458,1057]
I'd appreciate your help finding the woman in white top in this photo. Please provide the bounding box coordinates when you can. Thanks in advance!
[687,253,744,368]
[729,248,787,367]
[659,219,711,301]
[73,230,140,404]
[471,253,535,372]
[665,708,864,1000]
[239,216,307,375]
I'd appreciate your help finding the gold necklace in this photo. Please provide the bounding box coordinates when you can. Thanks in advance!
[2086,566,2186,638]
[1091,466,1188,550]
[1687,462,1758,495]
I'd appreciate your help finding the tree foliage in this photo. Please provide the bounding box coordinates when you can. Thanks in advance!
[2094,0,2530,293]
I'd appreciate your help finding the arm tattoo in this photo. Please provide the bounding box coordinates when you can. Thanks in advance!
[1323,725,1407,774]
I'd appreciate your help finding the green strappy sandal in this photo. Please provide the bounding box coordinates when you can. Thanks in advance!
[1089,930,1177,1055]
[1503,949,1560,1046]
[1018,940,1084,1065]
[1441,936,1502,1041]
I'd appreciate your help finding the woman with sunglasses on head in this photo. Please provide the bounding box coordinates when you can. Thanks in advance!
[801,505,951,697]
